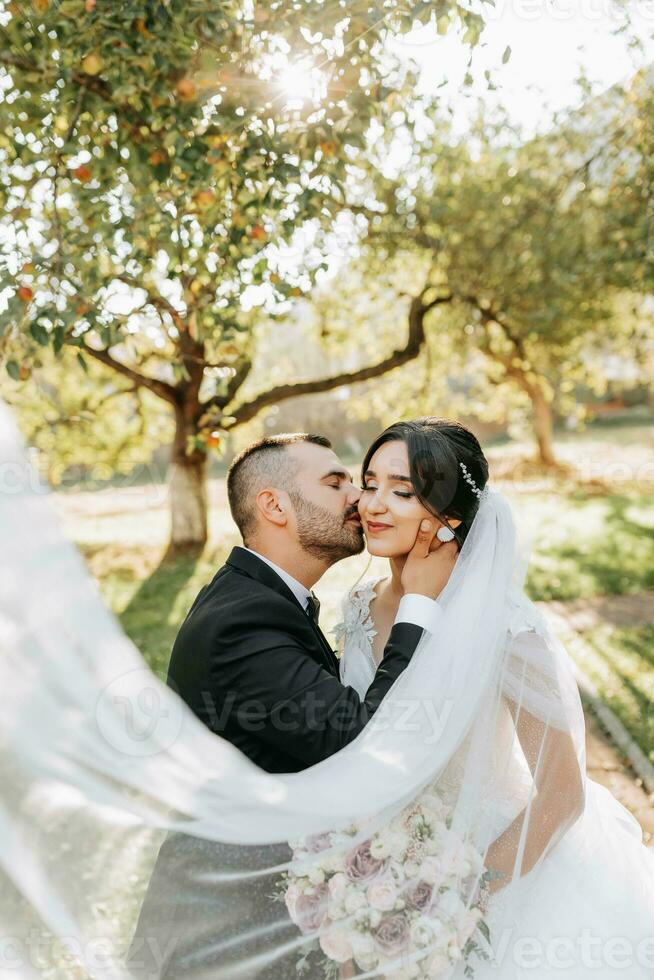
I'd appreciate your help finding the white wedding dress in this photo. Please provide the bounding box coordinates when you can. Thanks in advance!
[334,577,654,980]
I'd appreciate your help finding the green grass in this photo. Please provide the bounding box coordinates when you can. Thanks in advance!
[573,625,654,764]
[520,493,654,601]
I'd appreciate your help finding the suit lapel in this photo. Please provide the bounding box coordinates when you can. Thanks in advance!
[225,548,339,675]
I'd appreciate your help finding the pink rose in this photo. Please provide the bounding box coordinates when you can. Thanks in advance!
[293,884,328,934]
[345,840,388,883]
[372,912,410,956]
[367,874,398,911]
[284,881,301,920]
[405,879,433,912]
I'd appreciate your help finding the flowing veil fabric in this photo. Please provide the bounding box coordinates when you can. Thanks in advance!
[1,399,653,980]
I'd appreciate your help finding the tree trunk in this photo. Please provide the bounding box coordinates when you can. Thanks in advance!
[168,403,208,554]
[528,381,557,467]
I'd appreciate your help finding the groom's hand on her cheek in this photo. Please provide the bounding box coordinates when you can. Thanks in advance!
[401,520,459,600]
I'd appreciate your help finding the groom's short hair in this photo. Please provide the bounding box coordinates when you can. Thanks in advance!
[227,432,332,542]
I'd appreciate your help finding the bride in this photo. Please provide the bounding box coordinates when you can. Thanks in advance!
[330,418,654,979]
[1,403,653,980]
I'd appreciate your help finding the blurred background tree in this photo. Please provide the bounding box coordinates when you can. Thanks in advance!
[342,101,650,466]
[0,0,486,552]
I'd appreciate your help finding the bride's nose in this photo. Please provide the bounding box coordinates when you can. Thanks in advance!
[366,490,387,514]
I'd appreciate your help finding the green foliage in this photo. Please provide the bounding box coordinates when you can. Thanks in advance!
[602,68,654,293]
[345,100,650,450]
[0,347,173,483]
[0,0,479,379]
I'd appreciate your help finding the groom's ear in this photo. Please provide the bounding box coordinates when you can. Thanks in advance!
[255,488,289,528]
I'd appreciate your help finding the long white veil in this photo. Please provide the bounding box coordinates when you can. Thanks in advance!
[1,400,653,980]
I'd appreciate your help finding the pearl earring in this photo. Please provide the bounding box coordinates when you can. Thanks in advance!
[436,525,455,542]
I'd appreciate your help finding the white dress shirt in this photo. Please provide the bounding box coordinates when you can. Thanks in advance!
[244,548,312,610]
[244,549,442,633]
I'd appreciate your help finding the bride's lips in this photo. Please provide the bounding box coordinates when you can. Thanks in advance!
[365,521,393,533]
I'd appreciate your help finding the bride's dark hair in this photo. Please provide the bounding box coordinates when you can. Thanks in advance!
[361,418,489,547]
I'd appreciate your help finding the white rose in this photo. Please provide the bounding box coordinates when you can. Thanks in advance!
[367,875,398,911]
[387,830,411,858]
[322,852,346,874]
[354,952,378,972]
[319,925,353,963]
[328,872,348,903]
[344,889,367,914]
[410,919,437,949]
[350,932,375,957]
[308,866,325,885]
[329,902,347,920]
[418,856,443,885]
[438,889,465,920]
[369,908,382,928]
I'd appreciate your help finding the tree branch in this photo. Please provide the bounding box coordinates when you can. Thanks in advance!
[225,292,451,429]
[84,346,178,405]
[461,294,529,360]
[113,274,187,329]
[223,358,252,405]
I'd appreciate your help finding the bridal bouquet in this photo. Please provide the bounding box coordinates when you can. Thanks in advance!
[279,785,493,979]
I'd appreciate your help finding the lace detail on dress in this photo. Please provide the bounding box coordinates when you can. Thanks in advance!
[331,577,384,656]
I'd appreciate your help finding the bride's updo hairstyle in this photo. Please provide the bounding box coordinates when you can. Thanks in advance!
[361,417,489,547]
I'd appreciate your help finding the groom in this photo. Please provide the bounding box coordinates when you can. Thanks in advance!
[167,432,448,770]
[129,432,453,978]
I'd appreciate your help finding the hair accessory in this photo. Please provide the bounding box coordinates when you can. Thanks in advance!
[459,461,483,500]
[436,525,456,543]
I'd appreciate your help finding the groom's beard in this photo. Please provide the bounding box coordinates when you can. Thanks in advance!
[290,493,364,565]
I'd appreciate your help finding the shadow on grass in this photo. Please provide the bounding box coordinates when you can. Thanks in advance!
[116,536,237,675]
[119,547,204,677]
[588,626,654,760]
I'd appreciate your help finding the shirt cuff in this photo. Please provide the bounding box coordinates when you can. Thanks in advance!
[394,594,443,633]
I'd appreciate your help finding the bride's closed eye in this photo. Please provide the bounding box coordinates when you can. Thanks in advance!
[361,483,414,499]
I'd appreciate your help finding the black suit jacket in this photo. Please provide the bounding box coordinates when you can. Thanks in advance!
[166,546,424,773]
[130,550,425,977]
